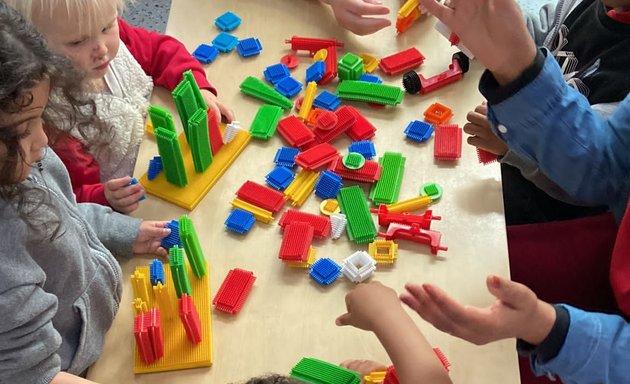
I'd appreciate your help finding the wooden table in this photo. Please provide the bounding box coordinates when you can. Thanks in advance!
[88,0,519,382]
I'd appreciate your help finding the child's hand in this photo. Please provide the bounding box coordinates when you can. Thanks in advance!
[105,176,144,214]
[336,282,405,331]
[322,0,391,35]
[132,221,171,257]
[464,103,508,156]
[400,275,557,345]
[340,359,388,379]
[200,89,235,125]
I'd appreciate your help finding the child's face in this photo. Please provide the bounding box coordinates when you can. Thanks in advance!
[33,2,120,80]
[0,80,50,182]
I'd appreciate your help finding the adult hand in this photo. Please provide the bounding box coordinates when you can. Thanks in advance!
[464,103,508,155]
[132,221,170,257]
[322,0,392,35]
[104,176,144,214]
[400,275,556,345]
[420,0,536,84]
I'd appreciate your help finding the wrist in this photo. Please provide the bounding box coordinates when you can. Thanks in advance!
[491,44,537,86]
[519,300,556,345]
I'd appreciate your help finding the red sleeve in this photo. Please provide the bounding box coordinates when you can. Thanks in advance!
[117,18,216,93]
[611,199,630,317]
[52,136,110,206]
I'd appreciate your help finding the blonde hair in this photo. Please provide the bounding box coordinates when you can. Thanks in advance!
[4,0,131,34]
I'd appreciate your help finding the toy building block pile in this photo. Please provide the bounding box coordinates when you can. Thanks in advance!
[131,215,212,373]
[192,11,262,62]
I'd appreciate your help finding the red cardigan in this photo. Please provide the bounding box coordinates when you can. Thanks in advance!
[53,18,215,206]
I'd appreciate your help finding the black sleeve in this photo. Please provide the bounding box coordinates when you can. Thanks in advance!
[479,48,547,105]
[517,304,571,364]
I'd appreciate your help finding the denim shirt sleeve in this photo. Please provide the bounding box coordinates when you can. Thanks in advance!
[481,48,630,220]
[530,304,630,383]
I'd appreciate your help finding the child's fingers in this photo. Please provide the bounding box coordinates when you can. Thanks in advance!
[335,312,352,326]
[109,183,143,200]
[474,103,488,115]
[486,275,534,310]
[112,189,144,208]
[217,102,235,124]
[466,111,491,129]
[143,223,172,240]
[106,176,133,190]
[116,201,139,214]
[348,1,390,16]
[419,0,453,21]
[463,122,490,138]
[351,18,392,35]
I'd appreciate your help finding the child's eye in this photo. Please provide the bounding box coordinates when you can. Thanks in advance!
[17,128,31,140]
[69,39,86,46]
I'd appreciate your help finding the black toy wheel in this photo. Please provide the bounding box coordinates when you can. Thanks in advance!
[452,51,470,74]
[402,70,421,94]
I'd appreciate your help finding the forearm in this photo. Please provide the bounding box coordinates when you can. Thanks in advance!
[51,372,98,384]
[373,311,451,384]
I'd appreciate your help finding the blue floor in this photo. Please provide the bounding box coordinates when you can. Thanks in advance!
[122,0,172,33]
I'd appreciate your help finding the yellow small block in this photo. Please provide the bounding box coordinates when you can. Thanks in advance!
[286,246,317,268]
[145,118,154,136]
[319,199,340,216]
[284,169,319,207]
[133,298,148,316]
[364,370,387,384]
[398,0,419,17]
[139,125,251,210]
[231,198,274,223]
[132,270,151,304]
[133,263,212,374]
[359,53,380,73]
[385,195,432,213]
[368,239,398,265]
[313,48,328,62]
[298,81,318,121]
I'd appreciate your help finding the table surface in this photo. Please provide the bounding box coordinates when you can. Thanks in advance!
[88,0,519,382]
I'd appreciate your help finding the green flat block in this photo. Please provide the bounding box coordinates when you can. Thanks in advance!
[179,215,207,279]
[240,76,293,110]
[337,53,364,81]
[155,127,188,187]
[370,152,406,205]
[188,108,213,173]
[291,357,361,384]
[249,104,283,140]
[148,105,176,133]
[183,70,208,110]
[173,80,200,140]
[337,186,377,244]
[337,80,404,106]
[169,246,192,298]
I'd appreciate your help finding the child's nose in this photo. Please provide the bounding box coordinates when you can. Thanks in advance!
[93,40,108,57]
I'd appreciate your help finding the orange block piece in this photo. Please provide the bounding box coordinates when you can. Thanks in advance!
[423,102,453,125]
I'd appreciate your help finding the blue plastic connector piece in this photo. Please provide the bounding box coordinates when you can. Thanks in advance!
[147,156,163,181]
[149,259,165,286]
[161,220,183,249]
[404,120,434,142]
[314,171,343,199]
[127,177,146,201]
[212,32,239,53]
[265,166,295,191]
[273,146,300,168]
[225,209,256,234]
[237,37,263,57]
[348,141,376,160]
[275,76,303,98]
[192,44,219,64]
[359,73,383,84]
[264,63,291,85]
[310,258,342,285]
[305,61,326,83]
[313,90,341,111]
[214,11,241,31]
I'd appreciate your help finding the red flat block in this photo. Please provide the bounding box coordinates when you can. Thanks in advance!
[371,204,440,229]
[277,115,316,150]
[383,365,400,384]
[278,209,332,238]
[236,180,286,213]
[313,106,356,143]
[319,45,338,85]
[147,309,164,360]
[208,108,224,155]
[329,156,382,183]
[434,124,462,161]
[379,47,425,75]
[477,148,498,165]
[134,313,156,365]
[179,294,202,344]
[213,268,256,314]
[316,110,338,130]
[294,143,339,170]
[345,106,376,141]
[285,36,344,54]
[278,222,314,261]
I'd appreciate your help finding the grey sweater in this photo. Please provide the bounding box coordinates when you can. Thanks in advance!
[0,149,141,383]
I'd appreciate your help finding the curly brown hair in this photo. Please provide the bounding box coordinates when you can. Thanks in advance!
[242,374,303,384]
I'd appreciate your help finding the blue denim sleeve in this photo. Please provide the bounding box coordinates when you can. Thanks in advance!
[530,304,630,383]
[482,49,630,220]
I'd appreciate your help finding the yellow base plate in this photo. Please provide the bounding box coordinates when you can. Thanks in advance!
[139,126,251,210]
[133,263,212,374]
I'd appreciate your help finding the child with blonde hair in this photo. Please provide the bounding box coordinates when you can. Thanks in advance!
[0,1,170,383]
[5,0,234,214]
